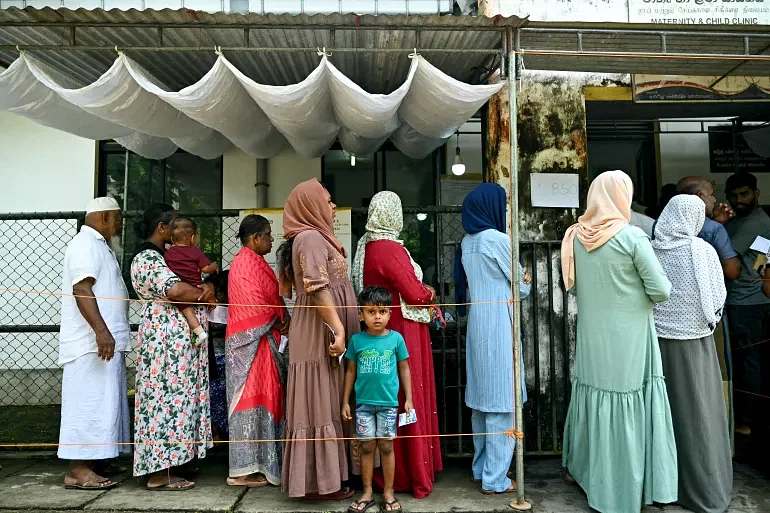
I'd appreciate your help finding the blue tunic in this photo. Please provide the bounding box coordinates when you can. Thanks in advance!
[461,229,530,413]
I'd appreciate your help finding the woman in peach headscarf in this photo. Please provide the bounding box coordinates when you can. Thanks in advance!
[560,170,679,513]
[276,179,360,500]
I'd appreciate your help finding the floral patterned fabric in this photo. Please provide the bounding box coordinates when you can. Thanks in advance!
[130,249,213,477]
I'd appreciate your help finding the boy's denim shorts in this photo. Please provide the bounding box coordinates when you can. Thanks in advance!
[355,404,398,440]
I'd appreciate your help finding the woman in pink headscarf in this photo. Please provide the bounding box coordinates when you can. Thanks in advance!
[276,179,360,500]
[560,170,679,513]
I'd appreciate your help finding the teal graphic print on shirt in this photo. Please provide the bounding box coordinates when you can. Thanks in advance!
[346,330,409,407]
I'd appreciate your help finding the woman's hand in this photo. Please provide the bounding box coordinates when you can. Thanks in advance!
[522,268,532,285]
[425,284,436,302]
[342,403,352,422]
[329,333,346,359]
[276,317,291,336]
[196,282,216,304]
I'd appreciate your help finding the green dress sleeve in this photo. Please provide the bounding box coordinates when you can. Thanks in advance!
[632,234,671,303]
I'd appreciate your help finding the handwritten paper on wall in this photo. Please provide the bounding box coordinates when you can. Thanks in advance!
[530,173,580,208]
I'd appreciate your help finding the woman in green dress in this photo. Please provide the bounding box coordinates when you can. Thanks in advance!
[560,170,678,513]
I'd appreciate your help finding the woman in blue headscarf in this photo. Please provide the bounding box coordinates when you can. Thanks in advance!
[454,183,531,494]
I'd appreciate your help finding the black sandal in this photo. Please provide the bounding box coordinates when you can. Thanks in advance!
[382,498,402,511]
[348,498,377,512]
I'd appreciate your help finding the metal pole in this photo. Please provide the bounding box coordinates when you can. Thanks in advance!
[508,27,531,512]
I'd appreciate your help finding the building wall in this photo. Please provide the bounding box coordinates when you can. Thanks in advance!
[266,150,322,208]
[0,111,97,212]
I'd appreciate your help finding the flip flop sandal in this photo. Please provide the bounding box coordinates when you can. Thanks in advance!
[481,483,516,495]
[347,498,377,513]
[382,498,403,511]
[563,469,577,486]
[146,478,195,491]
[64,478,117,491]
[226,476,269,488]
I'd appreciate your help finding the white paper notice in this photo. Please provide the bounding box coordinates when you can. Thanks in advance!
[530,173,580,208]
[750,236,770,254]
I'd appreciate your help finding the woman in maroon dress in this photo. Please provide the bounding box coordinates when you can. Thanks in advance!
[351,191,443,500]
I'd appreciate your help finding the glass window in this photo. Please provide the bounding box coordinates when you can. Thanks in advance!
[323,144,440,288]
[322,150,377,208]
[98,143,224,290]
[383,150,435,207]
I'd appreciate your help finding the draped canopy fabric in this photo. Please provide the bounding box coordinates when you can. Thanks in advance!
[0,51,503,161]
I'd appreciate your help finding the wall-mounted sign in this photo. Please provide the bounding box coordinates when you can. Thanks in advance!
[708,127,770,174]
[628,0,770,26]
[633,75,770,102]
[531,173,580,208]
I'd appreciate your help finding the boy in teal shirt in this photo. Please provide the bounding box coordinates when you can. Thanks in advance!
[342,286,413,512]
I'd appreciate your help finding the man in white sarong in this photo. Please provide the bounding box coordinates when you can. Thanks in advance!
[58,197,130,490]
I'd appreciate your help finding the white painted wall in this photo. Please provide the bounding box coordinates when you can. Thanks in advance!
[266,150,322,208]
[222,149,257,210]
[657,119,770,201]
[0,111,96,212]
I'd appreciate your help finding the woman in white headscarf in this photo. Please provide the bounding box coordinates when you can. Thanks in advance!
[351,191,442,501]
[652,194,732,513]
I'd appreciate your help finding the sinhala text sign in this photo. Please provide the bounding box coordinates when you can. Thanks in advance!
[628,0,770,25]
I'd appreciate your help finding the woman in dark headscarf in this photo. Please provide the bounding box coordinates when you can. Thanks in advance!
[454,183,530,495]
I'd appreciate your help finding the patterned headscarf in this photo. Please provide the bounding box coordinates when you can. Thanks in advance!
[652,194,726,331]
[352,191,431,324]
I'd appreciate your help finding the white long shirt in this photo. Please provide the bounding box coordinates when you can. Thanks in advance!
[59,225,130,364]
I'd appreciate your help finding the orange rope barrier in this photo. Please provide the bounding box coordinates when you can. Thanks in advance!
[0,287,520,308]
[731,337,770,351]
[0,429,524,448]
[733,388,770,400]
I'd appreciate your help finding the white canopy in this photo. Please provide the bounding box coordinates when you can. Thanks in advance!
[0,51,503,160]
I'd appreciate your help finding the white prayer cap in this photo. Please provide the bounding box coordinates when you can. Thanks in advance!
[86,197,121,215]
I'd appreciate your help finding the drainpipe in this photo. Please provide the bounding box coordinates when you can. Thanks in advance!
[256,159,268,209]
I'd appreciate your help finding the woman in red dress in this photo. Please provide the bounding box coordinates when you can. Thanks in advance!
[351,191,443,500]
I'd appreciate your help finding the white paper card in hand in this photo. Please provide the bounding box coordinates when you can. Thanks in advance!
[398,409,417,427]
[279,336,288,354]
[209,306,228,324]
[750,236,770,254]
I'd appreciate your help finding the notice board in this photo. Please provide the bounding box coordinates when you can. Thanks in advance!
[708,128,770,174]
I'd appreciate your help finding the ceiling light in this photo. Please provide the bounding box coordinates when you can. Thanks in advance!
[350,155,356,167]
[416,213,428,221]
[451,133,465,176]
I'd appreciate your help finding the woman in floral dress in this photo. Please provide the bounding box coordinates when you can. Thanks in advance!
[129,203,216,490]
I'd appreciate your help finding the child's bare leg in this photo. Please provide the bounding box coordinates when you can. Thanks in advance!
[378,439,399,509]
[181,306,207,346]
[350,440,376,511]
